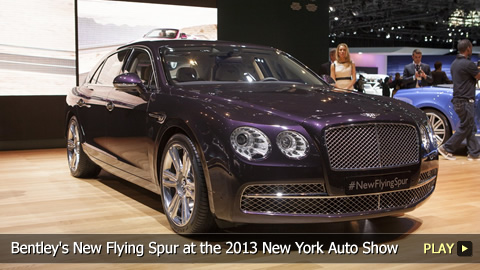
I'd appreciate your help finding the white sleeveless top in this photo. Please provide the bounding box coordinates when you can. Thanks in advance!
[334,61,353,90]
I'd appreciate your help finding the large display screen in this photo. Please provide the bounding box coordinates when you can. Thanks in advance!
[0,0,76,96]
[78,0,217,85]
[0,0,217,96]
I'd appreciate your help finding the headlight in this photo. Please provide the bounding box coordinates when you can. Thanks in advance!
[420,125,430,149]
[426,120,437,148]
[230,127,271,161]
[276,131,309,160]
[420,121,436,150]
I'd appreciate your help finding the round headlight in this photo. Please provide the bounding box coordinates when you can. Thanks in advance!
[426,120,437,148]
[276,131,309,160]
[230,127,271,161]
[420,125,430,149]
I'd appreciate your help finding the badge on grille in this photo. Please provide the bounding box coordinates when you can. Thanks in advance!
[361,113,380,119]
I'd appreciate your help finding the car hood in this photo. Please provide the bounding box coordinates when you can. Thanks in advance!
[175,83,424,127]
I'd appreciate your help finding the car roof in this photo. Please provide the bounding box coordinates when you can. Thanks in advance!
[119,39,275,52]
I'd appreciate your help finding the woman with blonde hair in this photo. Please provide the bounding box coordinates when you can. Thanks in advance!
[330,43,356,90]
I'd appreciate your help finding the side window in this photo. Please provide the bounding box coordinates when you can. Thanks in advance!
[95,50,128,85]
[89,61,104,84]
[124,49,156,91]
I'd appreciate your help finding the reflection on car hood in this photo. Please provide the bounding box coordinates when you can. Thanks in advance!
[174,83,423,125]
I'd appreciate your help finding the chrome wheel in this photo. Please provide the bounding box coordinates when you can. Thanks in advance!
[161,143,195,227]
[67,117,81,172]
[425,109,451,146]
[160,134,216,233]
[66,116,101,178]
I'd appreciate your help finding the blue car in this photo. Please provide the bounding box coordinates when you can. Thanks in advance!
[394,85,480,146]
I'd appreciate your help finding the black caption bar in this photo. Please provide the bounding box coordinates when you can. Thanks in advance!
[0,234,478,263]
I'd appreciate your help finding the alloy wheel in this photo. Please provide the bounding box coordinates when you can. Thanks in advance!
[67,118,81,172]
[161,143,195,227]
[426,111,447,146]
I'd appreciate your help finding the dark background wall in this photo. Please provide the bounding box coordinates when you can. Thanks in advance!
[0,0,330,151]
[0,96,67,150]
[217,0,330,73]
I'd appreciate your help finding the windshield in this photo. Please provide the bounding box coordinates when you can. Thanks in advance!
[145,29,179,39]
[161,46,326,86]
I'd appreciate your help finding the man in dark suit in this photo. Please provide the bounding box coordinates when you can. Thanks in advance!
[318,49,336,76]
[403,49,433,88]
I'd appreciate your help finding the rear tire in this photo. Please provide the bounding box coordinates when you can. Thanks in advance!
[160,134,216,234]
[424,109,452,146]
[66,116,101,178]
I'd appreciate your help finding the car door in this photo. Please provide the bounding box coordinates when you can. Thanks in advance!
[104,47,157,185]
[75,49,130,154]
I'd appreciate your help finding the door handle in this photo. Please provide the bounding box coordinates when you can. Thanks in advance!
[149,112,166,124]
[77,99,91,108]
[106,101,115,111]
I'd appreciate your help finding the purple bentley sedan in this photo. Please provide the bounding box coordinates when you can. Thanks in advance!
[66,40,438,234]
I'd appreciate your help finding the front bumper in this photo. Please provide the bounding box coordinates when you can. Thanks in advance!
[207,160,438,224]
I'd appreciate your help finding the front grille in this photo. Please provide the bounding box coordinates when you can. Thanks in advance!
[419,168,438,184]
[240,179,435,216]
[324,123,419,170]
[242,183,326,196]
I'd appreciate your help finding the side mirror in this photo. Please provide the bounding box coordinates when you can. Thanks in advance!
[179,33,187,39]
[321,74,335,84]
[113,73,147,95]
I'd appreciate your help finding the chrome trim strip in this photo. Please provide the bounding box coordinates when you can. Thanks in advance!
[240,176,436,216]
[82,143,117,160]
[242,177,433,200]
[242,193,328,199]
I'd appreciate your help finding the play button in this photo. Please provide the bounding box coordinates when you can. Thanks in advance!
[457,241,472,257]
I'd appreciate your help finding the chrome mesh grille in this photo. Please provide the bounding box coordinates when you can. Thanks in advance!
[240,179,435,216]
[419,168,438,184]
[324,123,419,170]
[380,180,435,209]
[243,183,326,196]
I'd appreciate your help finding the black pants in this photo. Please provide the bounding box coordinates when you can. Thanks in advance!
[444,98,480,157]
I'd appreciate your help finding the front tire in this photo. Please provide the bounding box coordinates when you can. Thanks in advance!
[66,116,101,178]
[160,134,215,234]
[424,109,452,146]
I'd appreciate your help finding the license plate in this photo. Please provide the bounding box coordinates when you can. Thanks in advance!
[345,173,410,195]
